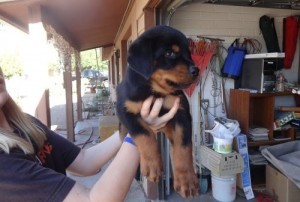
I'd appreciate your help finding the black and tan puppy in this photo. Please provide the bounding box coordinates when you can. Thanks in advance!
[116,25,199,198]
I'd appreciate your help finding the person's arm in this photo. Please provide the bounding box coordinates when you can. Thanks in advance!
[67,131,122,176]
[67,96,180,176]
[64,137,139,202]
[64,96,180,201]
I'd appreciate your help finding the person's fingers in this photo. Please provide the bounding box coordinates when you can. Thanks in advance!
[156,97,180,123]
[153,121,167,130]
[140,96,154,118]
[149,98,163,119]
[169,97,180,116]
[141,96,180,132]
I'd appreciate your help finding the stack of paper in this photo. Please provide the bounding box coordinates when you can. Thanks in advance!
[248,149,268,165]
[249,127,269,141]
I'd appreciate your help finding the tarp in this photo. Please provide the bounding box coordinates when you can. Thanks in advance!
[261,141,300,188]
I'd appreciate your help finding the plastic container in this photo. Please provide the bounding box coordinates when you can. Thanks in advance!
[213,137,233,154]
[211,173,237,202]
[205,118,240,139]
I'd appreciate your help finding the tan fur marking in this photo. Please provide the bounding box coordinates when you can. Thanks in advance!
[134,134,159,160]
[124,100,143,114]
[150,65,194,95]
[172,45,180,53]
[163,95,183,110]
[133,132,162,182]
[161,123,174,142]
[162,124,198,197]
[170,125,199,198]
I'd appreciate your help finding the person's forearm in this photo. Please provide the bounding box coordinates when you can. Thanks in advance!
[68,131,123,175]
[63,140,139,202]
[90,141,139,202]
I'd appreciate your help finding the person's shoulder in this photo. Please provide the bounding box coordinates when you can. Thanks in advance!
[25,114,43,125]
[25,113,49,132]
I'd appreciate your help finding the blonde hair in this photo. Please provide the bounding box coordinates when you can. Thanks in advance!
[0,69,46,154]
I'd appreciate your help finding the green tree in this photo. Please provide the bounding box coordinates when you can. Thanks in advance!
[0,52,23,78]
[80,48,108,72]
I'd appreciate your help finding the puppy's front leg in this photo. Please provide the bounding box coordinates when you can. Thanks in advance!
[133,132,162,182]
[119,101,163,182]
[163,121,199,198]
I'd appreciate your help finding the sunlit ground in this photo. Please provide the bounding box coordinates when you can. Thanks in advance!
[7,75,63,106]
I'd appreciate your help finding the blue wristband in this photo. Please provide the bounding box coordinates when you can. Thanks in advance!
[124,136,136,146]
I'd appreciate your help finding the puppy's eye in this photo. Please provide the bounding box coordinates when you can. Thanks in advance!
[165,51,177,59]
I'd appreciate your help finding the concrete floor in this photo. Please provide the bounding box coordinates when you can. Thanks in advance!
[50,92,255,201]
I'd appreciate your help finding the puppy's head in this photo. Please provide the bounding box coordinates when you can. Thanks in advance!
[128,25,199,95]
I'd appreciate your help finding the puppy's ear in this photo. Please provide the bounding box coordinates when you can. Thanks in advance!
[127,38,153,80]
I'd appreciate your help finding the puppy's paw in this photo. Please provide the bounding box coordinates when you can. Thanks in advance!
[140,156,162,182]
[173,169,199,198]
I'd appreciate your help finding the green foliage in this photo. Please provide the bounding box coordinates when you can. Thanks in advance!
[101,88,110,97]
[48,60,62,76]
[80,49,108,72]
[47,50,62,75]
[95,88,110,99]
[0,52,23,78]
[98,60,108,72]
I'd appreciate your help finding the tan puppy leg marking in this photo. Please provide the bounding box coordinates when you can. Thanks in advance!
[133,132,162,182]
[163,124,199,198]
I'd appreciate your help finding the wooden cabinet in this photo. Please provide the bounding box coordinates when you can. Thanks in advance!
[229,89,296,147]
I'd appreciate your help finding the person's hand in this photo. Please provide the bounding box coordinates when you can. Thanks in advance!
[140,96,180,132]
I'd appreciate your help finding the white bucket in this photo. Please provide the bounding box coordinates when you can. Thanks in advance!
[213,136,233,154]
[211,174,236,202]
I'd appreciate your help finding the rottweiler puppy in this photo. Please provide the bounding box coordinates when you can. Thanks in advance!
[116,25,199,198]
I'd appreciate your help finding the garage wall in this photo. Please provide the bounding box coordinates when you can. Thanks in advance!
[169,3,300,133]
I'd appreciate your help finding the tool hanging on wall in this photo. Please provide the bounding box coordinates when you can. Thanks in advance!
[259,15,281,53]
[185,38,218,97]
[283,16,299,69]
[201,99,210,144]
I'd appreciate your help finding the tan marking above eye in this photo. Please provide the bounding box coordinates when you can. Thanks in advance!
[172,45,180,53]
[124,100,143,114]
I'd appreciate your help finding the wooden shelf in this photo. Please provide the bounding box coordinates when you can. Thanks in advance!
[229,89,296,147]
[247,91,294,97]
[247,139,292,147]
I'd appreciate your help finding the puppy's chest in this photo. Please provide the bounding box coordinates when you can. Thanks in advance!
[124,95,178,115]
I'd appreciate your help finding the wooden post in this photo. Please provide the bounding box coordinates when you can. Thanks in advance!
[63,54,75,142]
[75,51,83,121]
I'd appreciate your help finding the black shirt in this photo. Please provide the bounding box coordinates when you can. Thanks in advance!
[0,117,81,202]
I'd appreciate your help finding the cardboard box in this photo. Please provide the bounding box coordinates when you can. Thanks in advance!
[98,116,119,141]
[266,164,300,202]
[199,145,244,176]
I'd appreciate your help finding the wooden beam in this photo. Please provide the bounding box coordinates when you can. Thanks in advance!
[0,10,28,33]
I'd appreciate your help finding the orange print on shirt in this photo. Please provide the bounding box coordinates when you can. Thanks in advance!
[37,143,52,164]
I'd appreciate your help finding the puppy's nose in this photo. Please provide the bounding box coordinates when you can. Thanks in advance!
[189,66,199,77]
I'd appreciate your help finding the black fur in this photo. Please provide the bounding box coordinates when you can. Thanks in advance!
[116,25,199,198]
[117,25,198,139]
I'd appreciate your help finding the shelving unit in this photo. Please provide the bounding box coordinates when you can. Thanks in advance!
[229,89,296,147]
